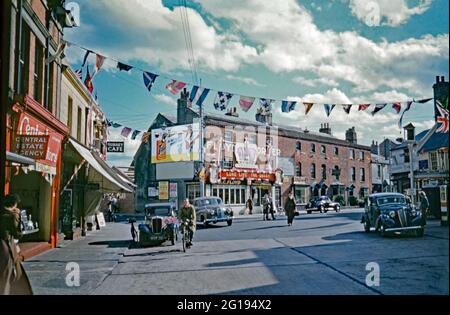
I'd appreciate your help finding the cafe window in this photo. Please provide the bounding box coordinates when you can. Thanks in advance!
[360,168,365,182]
[295,163,302,177]
[334,147,339,156]
[310,143,316,153]
[320,145,326,155]
[310,163,316,178]
[212,186,246,205]
[296,141,301,151]
[33,40,44,103]
[230,189,235,204]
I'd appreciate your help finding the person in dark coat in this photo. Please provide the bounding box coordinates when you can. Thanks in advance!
[284,191,297,226]
[262,194,270,220]
[419,191,429,225]
[0,194,33,295]
[178,199,196,248]
[246,196,253,215]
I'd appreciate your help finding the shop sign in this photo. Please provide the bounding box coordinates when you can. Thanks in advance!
[148,187,158,197]
[169,183,178,198]
[222,180,242,185]
[16,113,63,167]
[293,176,307,185]
[14,135,49,159]
[106,141,124,153]
[219,170,275,182]
[159,181,169,200]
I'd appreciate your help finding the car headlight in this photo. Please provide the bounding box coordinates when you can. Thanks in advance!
[411,209,417,216]
[208,209,215,215]
[389,211,396,218]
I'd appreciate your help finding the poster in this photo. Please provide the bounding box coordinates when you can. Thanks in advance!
[151,123,200,163]
[169,183,178,198]
[159,181,169,200]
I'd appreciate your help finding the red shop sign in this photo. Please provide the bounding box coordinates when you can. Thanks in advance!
[16,113,63,167]
[14,135,49,160]
[219,170,275,181]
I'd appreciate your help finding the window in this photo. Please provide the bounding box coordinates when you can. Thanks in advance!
[310,143,316,153]
[296,141,301,151]
[230,189,235,204]
[16,23,30,95]
[295,163,302,177]
[377,165,381,178]
[404,149,410,163]
[334,147,339,156]
[360,151,365,160]
[333,165,340,180]
[33,40,44,103]
[241,189,245,204]
[77,107,82,141]
[225,188,229,204]
[351,167,356,182]
[44,62,54,112]
[222,160,233,169]
[249,134,257,144]
[321,164,326,180]
[320,145,326,154]
[310,163,316,178]
[360,168,365,182]
[67,97,73,134]
[187,184,201,202]
[85,108,89,145]
[235,189,240,204]
[212,188,218,196]
[294,186,309,204]
[224,131,233,142]
[430,152,438,170]
[349,149,355,159]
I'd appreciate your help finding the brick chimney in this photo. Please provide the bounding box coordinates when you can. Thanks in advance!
[319,123,332,135]
[345,127,357,144]
[225,107,239,117]
[433,75,449,122]
[370,141,379,155]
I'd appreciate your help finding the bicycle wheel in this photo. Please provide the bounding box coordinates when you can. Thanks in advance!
[182,227,186,252]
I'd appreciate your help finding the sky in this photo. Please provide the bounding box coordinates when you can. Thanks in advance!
[63,0,449,167]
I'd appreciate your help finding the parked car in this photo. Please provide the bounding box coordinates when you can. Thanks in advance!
[193,197,233,227]
[361,193,425,237]
[138,203,178,247]
[306,196,341,214]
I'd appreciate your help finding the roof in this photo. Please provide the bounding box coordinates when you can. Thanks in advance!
[392,129,429,150]
[369,192,405,198]
[421,129,449,152]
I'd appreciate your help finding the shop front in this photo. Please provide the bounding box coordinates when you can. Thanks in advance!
[6,99,68,258]
[292,176,310,208]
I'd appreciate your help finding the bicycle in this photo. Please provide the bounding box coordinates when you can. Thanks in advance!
[180,220,191,252]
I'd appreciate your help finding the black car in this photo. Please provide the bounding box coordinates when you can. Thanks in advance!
[306,196,341,214]
[361,193,425,237]
[138,203,179,247]
[193,197,233,227]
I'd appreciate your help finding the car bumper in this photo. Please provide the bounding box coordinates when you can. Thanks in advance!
[204,216,233,223]
[385,226,423,232]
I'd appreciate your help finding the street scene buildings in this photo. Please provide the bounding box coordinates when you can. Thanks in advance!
[0,0,449,297]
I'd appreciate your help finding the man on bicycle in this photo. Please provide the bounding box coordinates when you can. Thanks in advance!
[178,198,196,248]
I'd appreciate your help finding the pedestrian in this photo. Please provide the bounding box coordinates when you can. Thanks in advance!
[0,194,33,295]
[268,194,276,220]
[284,191,297,226]
[419,191,429,225]
[246,196,253,215]
[262,194,270,221]
[130,219,137,242]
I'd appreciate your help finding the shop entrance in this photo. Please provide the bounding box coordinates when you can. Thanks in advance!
[251,185,271,206]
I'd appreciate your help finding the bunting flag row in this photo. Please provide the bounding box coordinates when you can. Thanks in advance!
[106,119,143,140]
[66,41,437,129]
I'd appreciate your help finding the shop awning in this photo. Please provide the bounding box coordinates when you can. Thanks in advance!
[68,139,132,193]
[6,151,36,166]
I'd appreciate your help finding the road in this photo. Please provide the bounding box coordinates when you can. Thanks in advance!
[23,209,449,295]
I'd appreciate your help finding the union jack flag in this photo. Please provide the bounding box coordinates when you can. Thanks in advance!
[436,100,449,133]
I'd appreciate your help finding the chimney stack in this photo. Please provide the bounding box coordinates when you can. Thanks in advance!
[319,123,332,135]
[345,127,357,144]
[370,140,379,155]
[433,75,449,122]
[255,107,272,125]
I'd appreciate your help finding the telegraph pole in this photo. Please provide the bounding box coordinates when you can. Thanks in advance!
[199,78,205,197]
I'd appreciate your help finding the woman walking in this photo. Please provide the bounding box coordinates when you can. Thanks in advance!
[284,191,297,226]
[0,194,33,295]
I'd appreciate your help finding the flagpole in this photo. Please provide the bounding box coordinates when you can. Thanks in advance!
[199,78,205,198]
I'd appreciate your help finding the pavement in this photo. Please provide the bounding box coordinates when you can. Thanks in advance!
[23,208,448,295]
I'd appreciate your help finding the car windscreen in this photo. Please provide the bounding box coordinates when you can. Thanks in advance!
[376,196,406,206]
[196,198,221,207]
[146,207,171,216]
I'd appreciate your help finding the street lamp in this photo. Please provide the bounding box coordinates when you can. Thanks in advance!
[404,123,416,203]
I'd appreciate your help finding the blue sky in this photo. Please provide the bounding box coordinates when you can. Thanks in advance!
[64,0,449,166]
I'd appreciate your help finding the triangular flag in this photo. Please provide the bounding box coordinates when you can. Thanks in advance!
[342,104,352,114]
[304,102,314,115]
[415,98,433,104]
[324,104,336,117]
[372,103,387,116]
[117,62,133,72]
[131,130,142,140]
[239,96,255,112]
[392,102,402,114]
[259,98,274,112]
[121,127,132,138]
[112,122,122,128]
[165,80,186,95]
[358,104,370,111]
[81,50,92,68]
[84,65,94,93]
[213,91,233,111]
[398,101,413,128]
[189,86,210,107]
[143,71,158,93]
[93,54,106,77]
[281,100,297,113]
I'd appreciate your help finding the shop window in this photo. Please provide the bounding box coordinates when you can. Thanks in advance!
[241,189,246,204]
[320,145,326,155]
[231,189,235,204]
[236,189,240,204]
[224,188,229,204]
[296,141,301,151]
[187,184,200,202]
[310,143,316,153]
[218,189,224,202]
[212,188,218,196]
[334,147,339,156]
[294,186,309,204]
[310,163,316,178]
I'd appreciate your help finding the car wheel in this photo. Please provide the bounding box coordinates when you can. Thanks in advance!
[227,219,233,226]
[307,210,312,214]
[171,230,176,245]
[364,220,370,233]
[335,206,340,212]
[319,206,323,213]
[416,228,424,237]
[201,216,209,227]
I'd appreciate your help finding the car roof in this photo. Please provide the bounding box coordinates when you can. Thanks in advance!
[144,202,174,208]
[369,192,405,198]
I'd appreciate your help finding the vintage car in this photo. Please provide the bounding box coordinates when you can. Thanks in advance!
[193,197,233,227]
[361,192,425,237]
[138,202,179,247]
[305,196,341,214]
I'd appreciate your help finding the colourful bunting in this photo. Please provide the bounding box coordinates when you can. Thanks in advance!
[190,86,210,107]
[372,103,387,116]
[165,80,186,95]
[281,100,297,113]
[143,71,158,93]
[81,50,92,68]
[131,130,142,140]
[84,65,94,94]
[436,100,449,133]
[121,127,132,138]
[259,98,274,112]
[239,96,255,112]
[342,104,352,114]
[93,54,106,77]
[213,92,233,111]
[392,102,402,114]
[324,104,336,117]
[358,104,370,111]
[117,62,133,72]
[398,101,413,128]
[304,102,314,115]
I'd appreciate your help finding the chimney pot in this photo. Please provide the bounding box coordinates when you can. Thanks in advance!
[436,76,440,83]
[441,76,445,82]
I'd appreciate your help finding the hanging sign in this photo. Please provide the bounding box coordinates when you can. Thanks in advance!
[107,141,124,153]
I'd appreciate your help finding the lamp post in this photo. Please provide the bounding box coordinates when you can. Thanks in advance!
[404,123,416,203]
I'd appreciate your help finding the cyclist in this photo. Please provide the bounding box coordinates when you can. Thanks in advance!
[178,198,196,248]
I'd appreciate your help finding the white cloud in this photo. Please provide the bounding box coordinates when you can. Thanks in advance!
[153,94,177,106]
[348,0,433,27]
[293,76,339,88]
[225,74,265,86]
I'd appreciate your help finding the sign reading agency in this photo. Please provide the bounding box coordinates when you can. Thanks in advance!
[14,135,49,159]
[107,142,124,153]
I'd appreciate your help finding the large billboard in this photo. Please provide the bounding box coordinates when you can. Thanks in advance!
[151,123,200,163]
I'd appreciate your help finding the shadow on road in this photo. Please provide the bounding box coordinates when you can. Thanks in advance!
[241,224,290,232]
[88,240,132,248]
